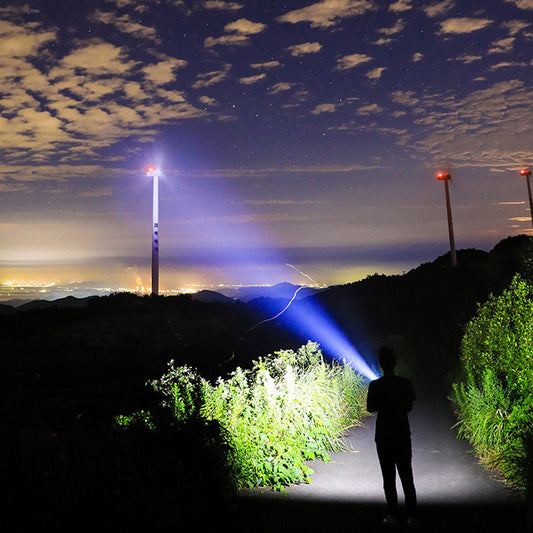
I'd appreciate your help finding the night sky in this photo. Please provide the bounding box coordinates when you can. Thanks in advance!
[1,0,532,290]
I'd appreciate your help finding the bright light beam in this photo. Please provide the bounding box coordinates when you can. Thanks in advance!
[283,297,379,381]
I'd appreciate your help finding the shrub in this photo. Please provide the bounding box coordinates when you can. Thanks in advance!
[452,274,533,490]
[149,341,369,491]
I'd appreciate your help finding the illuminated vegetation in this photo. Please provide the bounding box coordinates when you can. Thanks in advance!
[146,342,369,490]
[452,274,533,490]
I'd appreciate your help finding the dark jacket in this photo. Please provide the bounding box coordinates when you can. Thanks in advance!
[367,375,415,443]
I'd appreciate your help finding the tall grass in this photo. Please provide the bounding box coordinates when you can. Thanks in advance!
[149,341,369,490]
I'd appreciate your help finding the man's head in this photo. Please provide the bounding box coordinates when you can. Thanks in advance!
[378,346,396,375]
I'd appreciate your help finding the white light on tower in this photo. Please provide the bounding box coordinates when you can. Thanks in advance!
[146,166,161,296]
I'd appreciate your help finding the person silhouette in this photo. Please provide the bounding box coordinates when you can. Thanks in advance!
[367,346,418,528]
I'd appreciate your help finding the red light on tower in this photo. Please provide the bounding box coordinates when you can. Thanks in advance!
[519,168,533,230]
[436,170,457,267]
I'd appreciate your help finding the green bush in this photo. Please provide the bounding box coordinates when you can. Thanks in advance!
[452,274,533,490]
[149,341,369,491]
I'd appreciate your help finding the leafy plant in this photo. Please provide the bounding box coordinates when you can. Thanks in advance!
[148,341,369,490]
[452,274,533,490]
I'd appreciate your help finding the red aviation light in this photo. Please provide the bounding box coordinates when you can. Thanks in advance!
[437,171,451,180]
[520,168,531,176]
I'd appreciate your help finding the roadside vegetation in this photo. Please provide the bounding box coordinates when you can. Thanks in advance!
[452,274,533,491]
[138,341,369,491]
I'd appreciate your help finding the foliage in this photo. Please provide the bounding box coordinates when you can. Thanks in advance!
[452,274,533,490]
[2,410,237,529]
[148,341,369,491]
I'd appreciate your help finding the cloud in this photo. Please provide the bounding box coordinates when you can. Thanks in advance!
[489,61,528,70]
[199,95,217,106]
[269,82,293,94]
[450,54,482,63]
[390,80,533,169]
[423,0,455,17]
[372,37,393,46]
[0,13,208,168]
[366,67,386,79]
[412,52,423,62]
[0,20,56,57]
[488,37,515,54]
[192,65,231,88]
[311,103,337,114]
[277,0,375,29]
[205,18,266,47]
[357,103,383,115]
[377,19,405,35]
[91,9,158,40]
[335,53,372,70]
[439,17,493,34]
[251,60,281,69]
[502,20,530,34]
[239,73,267,85]
[287,42,322,56]
[143,57,187,84]
[203,1,243,9]
[389,0,412,12]
[504,0,533,9]
[225,18,266,34]
[61,40,137,74]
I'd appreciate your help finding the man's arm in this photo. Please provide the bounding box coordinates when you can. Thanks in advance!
[366,381,380,412]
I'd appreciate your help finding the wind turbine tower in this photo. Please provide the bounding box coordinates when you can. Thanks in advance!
[146,166,161,296]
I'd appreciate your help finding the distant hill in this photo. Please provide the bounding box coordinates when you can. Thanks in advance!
[215,282,323,302]
[16,295,98,312]
[191,290,235,303]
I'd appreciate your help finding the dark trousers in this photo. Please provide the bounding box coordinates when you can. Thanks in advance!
[376,438,417,518]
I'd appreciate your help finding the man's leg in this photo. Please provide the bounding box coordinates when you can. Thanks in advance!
[396,440,417,518]
[377,442,399,517]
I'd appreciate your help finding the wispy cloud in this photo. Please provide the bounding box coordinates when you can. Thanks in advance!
[251,60,281,69]
[239,73,267,85]
[269,82,293,94]
[504,0,533,10]
[389,0,412,12]
[488,37,516,54]
[335,53,372,70]
[377,19,405,35]
[278,0,375,28]
[366,67,386,80]
[357,103,383,115]
[192,65,231,88]
[311,103,337,114]
[203,1,243,10]
[205,18,266,47]
[422,0,455,18]
[438,17,493,34]
[287,42,322,56]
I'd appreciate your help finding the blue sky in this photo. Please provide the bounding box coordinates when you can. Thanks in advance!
[1,0,532,289]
